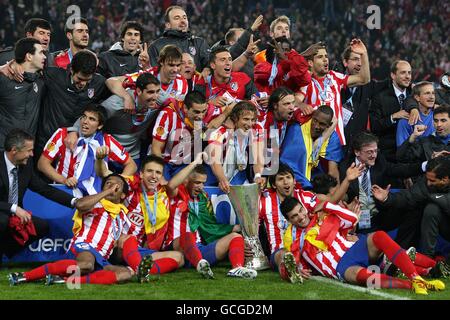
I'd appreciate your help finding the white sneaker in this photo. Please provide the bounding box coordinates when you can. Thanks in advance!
[227,266,257,279]
[197,259,214,279]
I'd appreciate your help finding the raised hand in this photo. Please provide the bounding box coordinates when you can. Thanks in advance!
[371,184,390,202]
[346,162,365,181]
[245,35,261,58]
[251,15,264,32]
[350,38,367,55]
[138,43,150,69]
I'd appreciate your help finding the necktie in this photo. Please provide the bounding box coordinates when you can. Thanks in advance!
[398,93,405,109]
[361,168,370,197]
[9,167,18,204]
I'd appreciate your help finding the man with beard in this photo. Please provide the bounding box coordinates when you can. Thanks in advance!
[68,73,161,166]
[297,39,370,146]
[339,132,425,249]
[373,156,450,266]
[281,106,343,189]
[51,18,90,69]
[148,6,210,72]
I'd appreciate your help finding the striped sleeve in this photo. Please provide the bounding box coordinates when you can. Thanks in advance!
[323,202,358,229]
[330,71,349,90]
[105,134,129,164]
[152,109,172,142]
[42,128,66,161]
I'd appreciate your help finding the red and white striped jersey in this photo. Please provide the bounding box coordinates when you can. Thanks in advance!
[259,187,317,254]
[285,202,359,279]
[42,128,129,189]
[123,176,171,246]
[208,123,265,165]
[164,184,201,248]
[123,66,188,106]
[70,202,131,259]
[300,71,349,145]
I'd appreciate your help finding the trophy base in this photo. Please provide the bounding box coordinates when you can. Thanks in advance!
[245,256,270,271]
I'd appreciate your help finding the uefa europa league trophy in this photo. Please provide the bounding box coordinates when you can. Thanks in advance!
[228,183,269,271]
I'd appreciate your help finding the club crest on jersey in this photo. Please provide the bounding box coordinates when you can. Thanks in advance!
[88,88,95,99]
[189,46,196,56]
[33,82,38,93]
[230,82,238,92]
[277,219,288,231]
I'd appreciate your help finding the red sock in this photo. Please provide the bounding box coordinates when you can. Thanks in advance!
[372,231,418,279]
[122,236,141,272]
[24,259,77,281]
[356,268,411,290]
[179,232,202,267]
[150,258,179,274]
[79,270,117,285]
[228,236,245,268]
[414,253,436,268]
[415,265,430,276]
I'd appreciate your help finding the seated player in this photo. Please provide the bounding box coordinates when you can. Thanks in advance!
[164,158,257,279]
[280,196,446,295]
[9,174,136,286]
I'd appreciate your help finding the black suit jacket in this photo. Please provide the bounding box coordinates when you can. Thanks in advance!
[342,79,389,152]
[338,153,423,204]
[0,152,74,216]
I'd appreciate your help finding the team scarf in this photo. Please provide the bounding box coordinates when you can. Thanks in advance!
[73,131,105,197]
[187,192,213,232]
[72,198,128,237]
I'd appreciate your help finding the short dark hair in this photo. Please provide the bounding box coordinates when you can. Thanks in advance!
[82,104,108,126]
[301,41,327,61]
[164,5,185,23]
[191,164,208,176]
[101,173,129,195]
[352,131,379,152]
[229,101,257,123]
[15,38,41,63]
[141,155,165,172]
[4,128,34,151]
[434,105,450,118]
[426,155,450,179]
[64,17,88,34]
[341,46,352,62]
[268,162,295,187]
[390,60,409,74]
[120,21,144,42]
[280,196,301,221]
[158,44,183,66]
[136,73,160,91]
[268,86,295,111]
[312,174,338,195]
[71,50,97,75]
[209,46,230,65]
[24,18,51,34]
[184,90,206,109]
[314,105,334,120]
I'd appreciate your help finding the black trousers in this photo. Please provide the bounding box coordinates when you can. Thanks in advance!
[420,203,450,257]
[0,212,49,258]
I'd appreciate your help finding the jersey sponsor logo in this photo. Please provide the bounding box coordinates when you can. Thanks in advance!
[88,88,95,99]
[230,82,238,92]
[33,82,38,93]
[189,46,196,56]
[75,243,91,251]
[128,212,144,227]
[14,86,23,90]
[156,126,165,136]
[277,219,288,231]
[120,63,127,67]
[46,142,56,152]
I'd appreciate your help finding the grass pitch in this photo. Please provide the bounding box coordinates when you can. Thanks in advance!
[1,263,450,301]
